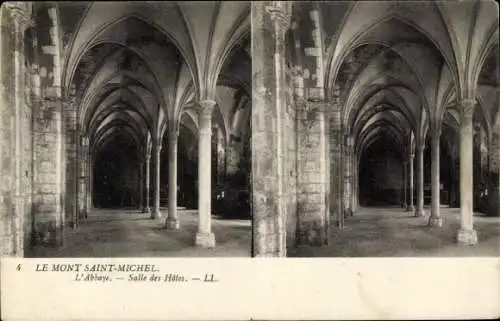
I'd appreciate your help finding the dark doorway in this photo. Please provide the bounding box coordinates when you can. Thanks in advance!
[93,134,140,208]
[359,134,403,206]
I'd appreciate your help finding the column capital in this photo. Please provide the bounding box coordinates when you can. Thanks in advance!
[5,2,31,32]
[265,2,291,30]
[460,98,476,119]
[198,100,216,118]
[168,120,180,144]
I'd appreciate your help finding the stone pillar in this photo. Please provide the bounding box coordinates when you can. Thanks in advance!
[13,4,27,255]
[351,153,357,214]
[143,152,151,214]
[408,152,415,212]
[415,145,426,217]
[329,98,343,228]
[457,99,478,244]
[166,125,180,229]
[488,131,499,216]
[153,143,162,219]
[344,136,353,217]
[428,127,443,226]
[296,100,328,246]
[195,100,216,247]
[251,1,290,256]
[402,160,408,209]
[64,95,78,229]
[0,2,30,255]
[87,152,92,212]
[78,135,89,221]
[33,98,64,246]
[138,157,144,211]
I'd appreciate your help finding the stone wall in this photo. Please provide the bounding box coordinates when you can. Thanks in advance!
[0,10,16,255]
[295,100,327,246]
[22,65,33,253]
[32,98,64,246]
[329,99,343,228]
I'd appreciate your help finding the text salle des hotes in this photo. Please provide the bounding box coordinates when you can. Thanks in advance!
[35,263,160,273]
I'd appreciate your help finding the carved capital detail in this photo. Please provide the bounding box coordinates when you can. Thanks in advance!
[168,120,180,144]
[265,3,291,31]
[198,100,216,118]
[5,2,31,32]
[460,98,476,119]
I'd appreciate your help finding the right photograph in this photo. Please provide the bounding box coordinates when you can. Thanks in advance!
[251,0,500,257]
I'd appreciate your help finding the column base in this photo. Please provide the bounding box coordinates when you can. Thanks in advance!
[142,207,151,214]
[457,229,478,245]
[195,232,216,248]
[31,222,63,247]
[414,207,426,217]
[427,216,443,227]
[151,209,161,219]
[165,218,180,230]
[406,205,415,212]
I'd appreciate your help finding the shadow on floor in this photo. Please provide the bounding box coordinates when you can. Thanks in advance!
[28,208,251,258]
[288,206,500,257]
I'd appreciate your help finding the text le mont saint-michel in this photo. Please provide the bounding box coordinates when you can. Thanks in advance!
[34,263,217,284]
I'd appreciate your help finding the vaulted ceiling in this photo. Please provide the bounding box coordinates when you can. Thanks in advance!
[56,2,251,157]
[312,1,499,159]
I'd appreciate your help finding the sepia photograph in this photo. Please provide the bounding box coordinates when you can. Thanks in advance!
[1,0,499,320]
[252,0,500,258]
[1,1,252,258]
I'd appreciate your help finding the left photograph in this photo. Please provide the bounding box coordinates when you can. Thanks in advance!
[0,1,252,257]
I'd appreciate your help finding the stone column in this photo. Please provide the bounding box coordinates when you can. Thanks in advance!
[488,131,499,216]
[166,125,180,229]
[33,97,64,247]
[14,4,30,254]
[64,95,78,229]
[351,153,357,214]
[78,136,89,221]
[296,100,328,246]
[457,99,478,244]
[408,152,416,212]
[330,100,343,228]
[87,152,92,212]
[138,157,144,211]
[415,145,426,217]
[251,1,290,256]
[143,152,151,214]
[402,160,408,209]
[428,127,443,226]
[1,2,30,255]
[195,100,216,247]
[344,136,353,217]
[153,144,162,219]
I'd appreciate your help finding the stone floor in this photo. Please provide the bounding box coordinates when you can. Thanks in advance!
[29,208,251,257]
[288,206,500,257]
